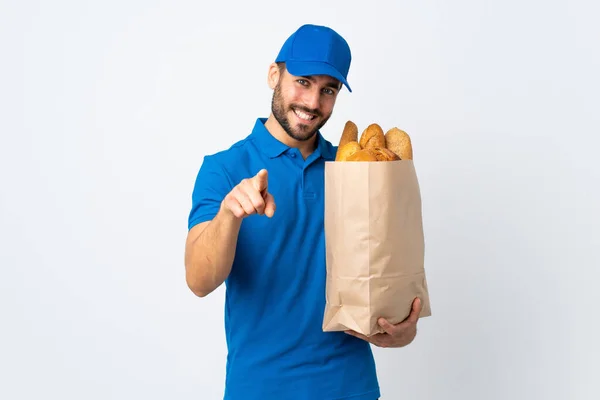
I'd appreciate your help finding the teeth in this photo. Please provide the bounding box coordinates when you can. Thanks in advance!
[294,109,314,121]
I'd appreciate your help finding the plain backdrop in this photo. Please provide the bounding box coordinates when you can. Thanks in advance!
[1,0,599,399]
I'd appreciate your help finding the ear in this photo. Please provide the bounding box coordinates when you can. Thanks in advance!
[267,62,281,90]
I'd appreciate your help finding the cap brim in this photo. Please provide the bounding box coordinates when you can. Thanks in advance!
[285,61,352,92]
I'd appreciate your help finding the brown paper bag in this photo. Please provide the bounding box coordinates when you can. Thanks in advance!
[322,159,432,337]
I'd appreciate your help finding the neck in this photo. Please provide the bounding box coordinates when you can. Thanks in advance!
[264,113,317,160]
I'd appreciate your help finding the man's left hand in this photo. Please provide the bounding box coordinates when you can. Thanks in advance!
[344,297,422,348]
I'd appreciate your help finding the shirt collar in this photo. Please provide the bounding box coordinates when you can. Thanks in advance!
[250,118,335,161]
[315,130,336,161]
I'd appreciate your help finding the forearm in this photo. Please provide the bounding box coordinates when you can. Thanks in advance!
[185,203,242,297]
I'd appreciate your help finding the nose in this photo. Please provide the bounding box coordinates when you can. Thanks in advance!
[302,89,321,112]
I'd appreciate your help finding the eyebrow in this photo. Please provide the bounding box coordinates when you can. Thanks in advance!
[303,75,341,90]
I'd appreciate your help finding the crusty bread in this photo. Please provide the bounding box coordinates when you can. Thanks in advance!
[384,127,412,160]
[372,147,401,161]
[335,141,362,161]
[338,120,359,148]
[334,122,412,162]
[359,123,386,149]
[346,148,379,162]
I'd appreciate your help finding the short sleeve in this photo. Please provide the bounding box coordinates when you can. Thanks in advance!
[187,155,233,230]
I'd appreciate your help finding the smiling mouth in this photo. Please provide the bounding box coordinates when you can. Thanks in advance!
[293,108,317,122]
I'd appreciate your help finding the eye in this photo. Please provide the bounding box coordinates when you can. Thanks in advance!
[322,88,335,95]
[297,79,308,86]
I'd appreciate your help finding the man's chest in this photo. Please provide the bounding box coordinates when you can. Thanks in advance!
[233,157,327,256]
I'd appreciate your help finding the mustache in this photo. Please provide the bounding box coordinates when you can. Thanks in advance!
[292,105,321,117]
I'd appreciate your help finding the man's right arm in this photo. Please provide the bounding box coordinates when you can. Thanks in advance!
[184,168,275,297]
[184,203,242,297]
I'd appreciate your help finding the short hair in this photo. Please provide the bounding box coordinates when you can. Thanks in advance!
[276,61,286,74]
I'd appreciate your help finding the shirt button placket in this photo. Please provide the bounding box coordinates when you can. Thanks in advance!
[302,165,316,200]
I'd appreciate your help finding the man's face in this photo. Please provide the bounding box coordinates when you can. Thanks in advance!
[271,67,341,142]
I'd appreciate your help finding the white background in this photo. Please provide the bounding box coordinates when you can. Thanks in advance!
[1,0,599,399]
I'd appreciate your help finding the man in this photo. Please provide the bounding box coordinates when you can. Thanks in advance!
[185,24,421,400]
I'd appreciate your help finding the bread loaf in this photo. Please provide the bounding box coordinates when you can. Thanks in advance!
[333,121,412,162]
[385,127,412,160]
[372,147,400,161]
[359,123,386,149]
[338,120,358,148]
[335,141,362,161]
[346,148,379,162]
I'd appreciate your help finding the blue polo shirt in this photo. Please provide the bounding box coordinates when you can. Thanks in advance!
[188,118,380,400]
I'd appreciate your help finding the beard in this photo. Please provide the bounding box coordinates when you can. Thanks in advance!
[271,81,331,142]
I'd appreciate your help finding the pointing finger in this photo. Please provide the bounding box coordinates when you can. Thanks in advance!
[252,169,268,193]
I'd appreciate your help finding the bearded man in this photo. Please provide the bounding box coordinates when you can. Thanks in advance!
[184,23,420,400]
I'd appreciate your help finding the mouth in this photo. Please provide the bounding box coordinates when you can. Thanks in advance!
[292,108,317,122]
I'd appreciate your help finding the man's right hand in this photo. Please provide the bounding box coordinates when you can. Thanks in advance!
[222,169,276,219]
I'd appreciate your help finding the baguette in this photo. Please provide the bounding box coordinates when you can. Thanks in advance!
[338,120,358,148]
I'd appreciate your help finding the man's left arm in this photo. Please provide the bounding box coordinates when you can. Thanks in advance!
[344,297,422,348]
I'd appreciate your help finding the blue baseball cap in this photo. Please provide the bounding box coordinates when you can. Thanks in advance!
[275,24,352,92]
